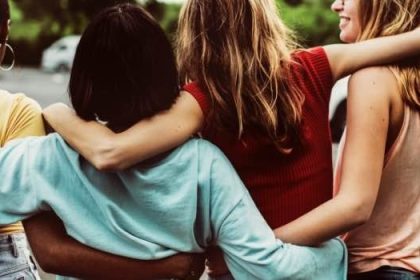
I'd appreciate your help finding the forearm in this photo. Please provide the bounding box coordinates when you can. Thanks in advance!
[325,28,420,80]
[23,213,197,280]
[43,92,203,170]
[273,195,366,246]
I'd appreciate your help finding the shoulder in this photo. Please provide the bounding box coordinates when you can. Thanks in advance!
[0,91,45,141]
[0,90,42,114]
[292,47,331,73]
[181,82,210,116]
[0,90,43,126]
[292,47,328,62]
[183,138,222,157]
[291,47,334,100]
[349,67,398,99]
[346,67,398,127]
[350,66,396,84]
[4,134,61,152]
[184,138,233,168]
[195,138,222,155]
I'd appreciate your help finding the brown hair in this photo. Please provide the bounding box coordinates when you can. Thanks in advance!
[176,0,303,152]
[358,0,420,111]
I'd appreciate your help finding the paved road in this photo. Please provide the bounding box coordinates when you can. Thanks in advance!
[0,66,70,108]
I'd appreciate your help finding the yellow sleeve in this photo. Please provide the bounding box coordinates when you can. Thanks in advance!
[0,91,45,147]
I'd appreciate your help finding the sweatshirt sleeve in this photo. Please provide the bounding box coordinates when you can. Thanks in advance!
[0,138,42,225]
[206,143,347,280]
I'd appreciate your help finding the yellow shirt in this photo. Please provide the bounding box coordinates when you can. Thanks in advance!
[0,90,45,234]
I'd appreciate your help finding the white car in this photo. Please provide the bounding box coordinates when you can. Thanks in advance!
[41,35,81,72]
[329,76,349,143]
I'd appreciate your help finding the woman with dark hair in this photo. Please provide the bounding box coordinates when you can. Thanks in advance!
[0,2,202,280]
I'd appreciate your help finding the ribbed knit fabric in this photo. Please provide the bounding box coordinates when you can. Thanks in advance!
[183,47,334,229]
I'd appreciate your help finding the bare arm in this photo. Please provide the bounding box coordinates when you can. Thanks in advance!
[43,91,203,170]
[273,67,395,246]
[24,213,204,280]
[324,28,420,81]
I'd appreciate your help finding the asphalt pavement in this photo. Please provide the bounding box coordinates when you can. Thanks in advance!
[0,66,70,108]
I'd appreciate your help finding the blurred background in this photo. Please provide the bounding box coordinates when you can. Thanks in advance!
[3,0,343,106]
[8,0,340,67]
[2,0,345,279]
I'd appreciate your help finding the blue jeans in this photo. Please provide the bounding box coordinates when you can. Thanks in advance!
[0,233,40,280]
[349,266,419,280]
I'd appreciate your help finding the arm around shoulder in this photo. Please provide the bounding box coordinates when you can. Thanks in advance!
[324,28,420,81]
[43,91,204,170]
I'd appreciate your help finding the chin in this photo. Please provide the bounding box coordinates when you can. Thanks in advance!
[339,32,357,43]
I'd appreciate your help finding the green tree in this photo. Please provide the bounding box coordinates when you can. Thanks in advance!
[277,0,340,46]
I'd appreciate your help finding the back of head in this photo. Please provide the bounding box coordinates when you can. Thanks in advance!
[358,0,420,111]
[177,0,303,153]
[70,3,178,132]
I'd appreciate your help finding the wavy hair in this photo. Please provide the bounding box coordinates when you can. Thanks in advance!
[358,0,420,111]
[176,0,303,152]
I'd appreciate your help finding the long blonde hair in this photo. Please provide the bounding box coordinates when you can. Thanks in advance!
[358,0,420,111]
[176,0,303,152]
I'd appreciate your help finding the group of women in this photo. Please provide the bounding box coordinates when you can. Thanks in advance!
[0,0,418,279]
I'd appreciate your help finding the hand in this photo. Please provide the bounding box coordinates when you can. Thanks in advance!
[206,247,229,277]
[170,253,205,280]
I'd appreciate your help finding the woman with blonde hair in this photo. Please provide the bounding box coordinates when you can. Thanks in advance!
[274,0,420,279]
[43,0,420,278]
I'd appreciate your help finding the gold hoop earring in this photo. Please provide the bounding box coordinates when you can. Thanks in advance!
[0,43,15,71]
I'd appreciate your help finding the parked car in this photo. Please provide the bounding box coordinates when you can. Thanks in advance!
[329,76,349,143]
[41,35,81,72]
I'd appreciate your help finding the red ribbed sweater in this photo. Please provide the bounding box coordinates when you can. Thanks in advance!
[184,47,334,229]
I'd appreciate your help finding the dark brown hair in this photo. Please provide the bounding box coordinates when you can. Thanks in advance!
[70,3,179,132]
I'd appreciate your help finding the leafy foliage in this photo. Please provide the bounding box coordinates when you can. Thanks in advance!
[277,0,340,46]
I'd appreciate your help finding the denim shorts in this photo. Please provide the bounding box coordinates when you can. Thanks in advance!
[0,233,40,280]
[349,266,420,280]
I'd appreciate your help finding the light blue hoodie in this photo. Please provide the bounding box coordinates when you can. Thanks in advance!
[0,134,347,279]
